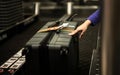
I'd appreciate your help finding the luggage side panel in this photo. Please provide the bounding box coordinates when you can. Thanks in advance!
[48,22,79,75]
[24,22,57,75]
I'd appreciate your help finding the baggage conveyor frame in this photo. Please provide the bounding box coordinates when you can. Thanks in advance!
[0,2,40,43]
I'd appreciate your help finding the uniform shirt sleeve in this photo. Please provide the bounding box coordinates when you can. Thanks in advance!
[87,9,101,25]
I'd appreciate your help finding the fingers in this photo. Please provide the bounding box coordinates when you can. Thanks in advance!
[79,31,84,38]
[68,29,85,39]
[68,29,79,35]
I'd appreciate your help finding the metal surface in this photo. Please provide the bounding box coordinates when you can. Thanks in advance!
[35,2,40,16]
[101,0,120,75]
[67,2,73,15]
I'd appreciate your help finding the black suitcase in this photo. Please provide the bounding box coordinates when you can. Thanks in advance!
[47,21,79,75]
[24,14,79,75]
[24,21,58,75]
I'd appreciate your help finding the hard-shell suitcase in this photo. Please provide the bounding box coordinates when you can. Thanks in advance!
[24,21,56,75]
[47,21,79,75]
[24,14,79,75]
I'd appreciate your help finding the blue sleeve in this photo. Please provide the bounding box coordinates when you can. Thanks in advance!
[87,9,100,25]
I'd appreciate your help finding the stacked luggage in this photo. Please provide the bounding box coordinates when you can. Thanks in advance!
[24,14,80,75]
[0,0,39,42]
[0,0,24,28]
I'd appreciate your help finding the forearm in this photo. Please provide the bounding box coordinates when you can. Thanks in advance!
[87,9,100,25]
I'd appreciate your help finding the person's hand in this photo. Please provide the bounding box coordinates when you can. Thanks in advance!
[68,20,91,38]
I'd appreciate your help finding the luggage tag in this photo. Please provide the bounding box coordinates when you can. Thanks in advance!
[38,22,73,33]
[56,22,69,33]
[37,26,60,32]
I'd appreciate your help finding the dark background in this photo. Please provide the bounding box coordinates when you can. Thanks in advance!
[0,0,100,75]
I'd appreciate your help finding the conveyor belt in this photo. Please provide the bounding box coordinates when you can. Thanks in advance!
[0,7,99,75]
